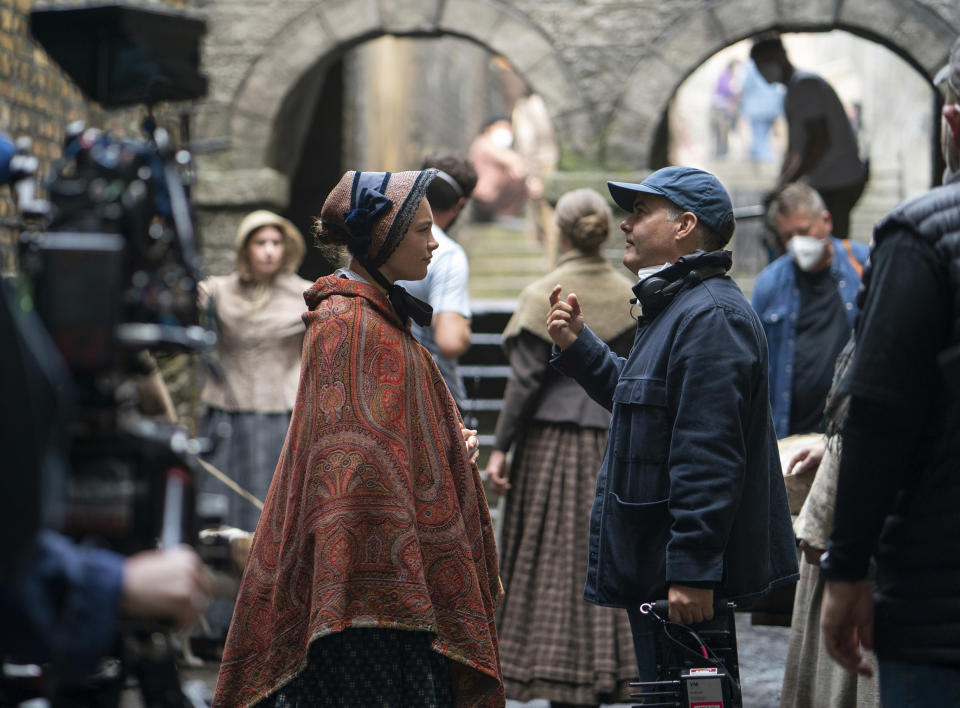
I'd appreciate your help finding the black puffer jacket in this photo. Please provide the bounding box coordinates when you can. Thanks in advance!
[823,173,960,666]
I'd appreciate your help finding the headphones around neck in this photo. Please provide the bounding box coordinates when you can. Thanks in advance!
[632,250,732,317]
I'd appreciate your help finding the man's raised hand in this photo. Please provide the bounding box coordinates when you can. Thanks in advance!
[546,284,584,351]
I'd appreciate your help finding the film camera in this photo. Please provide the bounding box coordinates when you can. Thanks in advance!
[3,3,217,707]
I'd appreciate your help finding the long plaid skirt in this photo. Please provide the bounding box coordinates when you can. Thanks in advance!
[496,422,637,705]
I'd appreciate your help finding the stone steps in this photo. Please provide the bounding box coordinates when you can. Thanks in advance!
[458,221,550,301]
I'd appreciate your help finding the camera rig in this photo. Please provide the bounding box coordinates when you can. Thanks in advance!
[630,600,743,708]
[3,3,214,707]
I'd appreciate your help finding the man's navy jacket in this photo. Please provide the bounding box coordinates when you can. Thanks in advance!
[552,269,799,608]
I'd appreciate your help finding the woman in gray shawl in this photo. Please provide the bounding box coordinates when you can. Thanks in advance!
[485,188,638,707]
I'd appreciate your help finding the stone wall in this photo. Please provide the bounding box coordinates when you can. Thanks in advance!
[193,0,959,178]
[3,0,959,273]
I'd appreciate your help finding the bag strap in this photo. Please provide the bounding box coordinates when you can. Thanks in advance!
[842,239,863,279]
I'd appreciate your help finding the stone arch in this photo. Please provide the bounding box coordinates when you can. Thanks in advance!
[224,0,582,205]
[605,0,958,170]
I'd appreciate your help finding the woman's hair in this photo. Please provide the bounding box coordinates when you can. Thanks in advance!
[555,188,612,255]
[312,218,352,269]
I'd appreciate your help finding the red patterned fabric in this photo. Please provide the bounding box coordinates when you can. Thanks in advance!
[213,275,504,708]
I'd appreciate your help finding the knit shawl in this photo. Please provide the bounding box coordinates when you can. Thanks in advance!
[213,275,504,708]
[500,251,637,352]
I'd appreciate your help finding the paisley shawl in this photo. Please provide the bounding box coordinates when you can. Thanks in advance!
[213,275,504,707]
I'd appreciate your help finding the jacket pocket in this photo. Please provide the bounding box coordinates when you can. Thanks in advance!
[611,377,668,462]
[597,493,670,606]
[759,303,789,327]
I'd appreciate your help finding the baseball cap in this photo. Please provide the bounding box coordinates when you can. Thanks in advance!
[607,166,734,235]
[934,36,960,95]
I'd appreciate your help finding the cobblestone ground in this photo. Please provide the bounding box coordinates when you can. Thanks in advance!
[504,614,791,708]
[121,613,789,707]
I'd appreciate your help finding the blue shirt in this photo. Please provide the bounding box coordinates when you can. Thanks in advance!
[552,271,798,609]
[751,236,868,438]
[397,225,471,406]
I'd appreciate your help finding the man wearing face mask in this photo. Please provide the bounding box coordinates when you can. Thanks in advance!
[751,184,868,439]
[750,35,868,241]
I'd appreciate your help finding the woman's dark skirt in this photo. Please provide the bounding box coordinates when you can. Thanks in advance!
[194,407,291,642]
[259,628,453,708]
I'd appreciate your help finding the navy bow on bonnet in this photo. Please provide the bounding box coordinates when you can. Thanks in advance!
[342,172,393,258]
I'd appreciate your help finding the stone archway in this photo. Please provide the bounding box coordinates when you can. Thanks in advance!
[207,0,583,211]
[605,0,957,170]
[190,0,960,274]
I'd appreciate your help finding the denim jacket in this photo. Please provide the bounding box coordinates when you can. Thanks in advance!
[750,236,868,438]
[552,269,798,608]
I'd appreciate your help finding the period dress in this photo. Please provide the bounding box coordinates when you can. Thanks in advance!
[493,251,638,705]
[214,275,504,708]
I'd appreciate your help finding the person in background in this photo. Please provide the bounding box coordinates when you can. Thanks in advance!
[751,184,868,439]
[711,59,740,158]
[469,116,528,223]
[751,34,868,239]
[396,154,477,410]
[486,189,637,707]
[819,38,960,706]
[512,92,559,245]
[779,339,879,708]
[739,58,784,163]
[214,169,503,708]
[195,210,312,644]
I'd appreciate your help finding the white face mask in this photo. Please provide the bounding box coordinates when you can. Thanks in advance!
[490,127,514,149]
[787,235,828,272]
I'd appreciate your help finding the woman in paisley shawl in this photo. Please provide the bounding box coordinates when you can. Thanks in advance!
[213,169,504,708]
[485,189,638,707]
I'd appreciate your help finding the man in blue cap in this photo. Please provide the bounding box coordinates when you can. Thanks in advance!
[546,166,798,680]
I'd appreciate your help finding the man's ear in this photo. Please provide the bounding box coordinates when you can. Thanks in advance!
[822,209,833,235]
[675,211,699,241]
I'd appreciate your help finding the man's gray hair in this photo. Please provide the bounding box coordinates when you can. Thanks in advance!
[663,199,734,251]
[767,183,827,226]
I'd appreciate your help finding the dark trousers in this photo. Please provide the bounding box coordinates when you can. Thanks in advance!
[816,176,867,240]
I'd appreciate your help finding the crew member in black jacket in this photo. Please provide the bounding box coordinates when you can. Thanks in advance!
[820,37,960,705]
